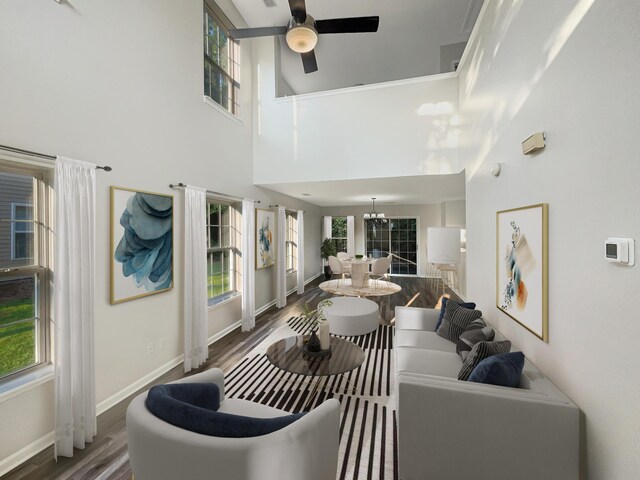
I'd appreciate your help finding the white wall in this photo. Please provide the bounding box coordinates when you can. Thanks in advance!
[0,0,321,471]
[458,1,640,478]
[253,38,460,185]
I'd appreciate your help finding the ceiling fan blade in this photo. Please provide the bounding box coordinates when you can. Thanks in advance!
[315,16,380,34]
[288,0,307,23]
[228,26,287,39]
[301,50,318,74]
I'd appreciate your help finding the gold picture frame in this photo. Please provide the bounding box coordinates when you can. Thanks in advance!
[110,186,174,304]
[255,208,275,269]
[496,203,548,341]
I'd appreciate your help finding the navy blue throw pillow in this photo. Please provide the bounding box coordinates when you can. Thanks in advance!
[435,297,477,331]
[146,382,305,437]
[468,352,525,388]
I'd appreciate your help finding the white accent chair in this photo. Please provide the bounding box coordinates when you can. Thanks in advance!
[336,252,350,261]
[336,252,352,275]
[126,368,341,480]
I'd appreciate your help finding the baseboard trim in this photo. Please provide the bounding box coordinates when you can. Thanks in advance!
[96,354,184,415]
[208,319,242,345]
[0,431,55,478]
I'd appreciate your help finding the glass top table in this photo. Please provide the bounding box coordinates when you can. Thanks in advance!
[266,335,365,377]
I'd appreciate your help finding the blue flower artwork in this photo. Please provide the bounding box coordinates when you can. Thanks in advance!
[111,188,173,304]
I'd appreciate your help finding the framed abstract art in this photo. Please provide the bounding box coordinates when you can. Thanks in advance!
[110,187,174,304]
[496,203,548,341]
[255,208,275,269]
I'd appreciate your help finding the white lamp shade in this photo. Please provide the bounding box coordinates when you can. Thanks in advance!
[286,26,318,53]
[427,227,461,264]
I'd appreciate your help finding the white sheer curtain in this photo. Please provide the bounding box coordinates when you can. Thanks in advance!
[183,186,208,373]
[346,215,355,254]
[322,216,332,267]
[54,157,96,458]
[241,199,256,332]
[296,210,304,294]
[323,216,332,240]
[276,206,287,308]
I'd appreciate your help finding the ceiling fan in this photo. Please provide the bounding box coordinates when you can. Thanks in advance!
[229,0,379,74]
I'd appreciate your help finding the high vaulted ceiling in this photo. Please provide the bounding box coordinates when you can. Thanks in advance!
[259,172,465,207]
[231,0,484,95]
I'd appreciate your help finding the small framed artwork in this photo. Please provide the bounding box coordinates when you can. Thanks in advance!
[255,208,275,269]
[496,203,548,341]
[110,187,174,304]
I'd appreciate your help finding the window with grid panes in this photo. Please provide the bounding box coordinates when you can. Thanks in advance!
[206,201,241,305]
[204,0,240,116]
[331,216,347,253]
[286,212,297,272]
[365,218,418,275]
[0,168,52,383]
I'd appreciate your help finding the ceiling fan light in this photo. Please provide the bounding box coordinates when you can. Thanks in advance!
[286,26,318,53]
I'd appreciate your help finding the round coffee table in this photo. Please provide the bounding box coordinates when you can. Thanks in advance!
[266,335,364,376]
[323,296,379,336]
[266,335,365,409]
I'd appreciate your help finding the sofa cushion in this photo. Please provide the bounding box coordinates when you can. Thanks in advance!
[458,340,512,381]
[468,352,525,387]
[436,300,483,343]
[146,383,305,437]
[435,296,477,331]
[456,319,495,361]
[396,347,462,379]
[395,329,457,353]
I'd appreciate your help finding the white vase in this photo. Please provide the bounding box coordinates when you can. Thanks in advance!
[318,319,331,350]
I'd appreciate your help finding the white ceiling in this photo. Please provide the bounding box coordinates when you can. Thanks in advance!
[230,0,484,94]
[258,172,465,207]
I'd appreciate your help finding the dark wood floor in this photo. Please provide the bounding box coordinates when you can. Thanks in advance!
[4,276,457,480]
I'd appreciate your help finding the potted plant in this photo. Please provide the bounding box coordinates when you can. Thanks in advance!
[320,238,337,280]
[300,299,333,353]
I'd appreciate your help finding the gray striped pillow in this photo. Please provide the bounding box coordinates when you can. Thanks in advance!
[456,319,495,361]
[458,340,512,381]
[436,300,483,343]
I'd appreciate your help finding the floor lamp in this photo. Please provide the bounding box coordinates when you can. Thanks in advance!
[427,227,461,297]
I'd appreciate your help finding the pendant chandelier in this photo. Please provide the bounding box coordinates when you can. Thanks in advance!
[363,197,387,223]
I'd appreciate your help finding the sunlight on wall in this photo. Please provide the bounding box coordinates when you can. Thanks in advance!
[462,0,596,180]
[257,64,262,136]
[415,101,459,174]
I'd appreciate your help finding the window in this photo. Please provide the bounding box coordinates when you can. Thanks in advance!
[203,0,240,116]
[206,200,241,305]
[366,218,418,275]
[330,217,347,253]
[11,203,34,260]
[0,169,51,382]
[286,212,298,272]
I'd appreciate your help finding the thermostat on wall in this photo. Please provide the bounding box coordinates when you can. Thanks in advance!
[605,238,634,266]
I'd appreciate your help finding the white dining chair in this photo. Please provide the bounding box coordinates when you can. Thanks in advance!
[336,252,352,275]
[369,254,392,288]
[328,255,350,286]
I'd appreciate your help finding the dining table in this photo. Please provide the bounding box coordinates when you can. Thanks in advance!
[340,257,375,288]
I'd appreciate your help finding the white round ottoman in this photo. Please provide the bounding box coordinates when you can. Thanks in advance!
[324,297,379,336]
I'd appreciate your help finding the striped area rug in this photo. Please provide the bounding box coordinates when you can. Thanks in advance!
[224,317,398,480]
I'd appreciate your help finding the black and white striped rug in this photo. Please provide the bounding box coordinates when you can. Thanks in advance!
[224,317,398,480]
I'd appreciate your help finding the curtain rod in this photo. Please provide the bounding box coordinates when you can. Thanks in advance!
[0,144,113,171]
[269,204,305,213]
[169,182,260,203]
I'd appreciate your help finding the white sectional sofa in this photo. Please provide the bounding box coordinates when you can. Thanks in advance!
[394,306,580,480]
